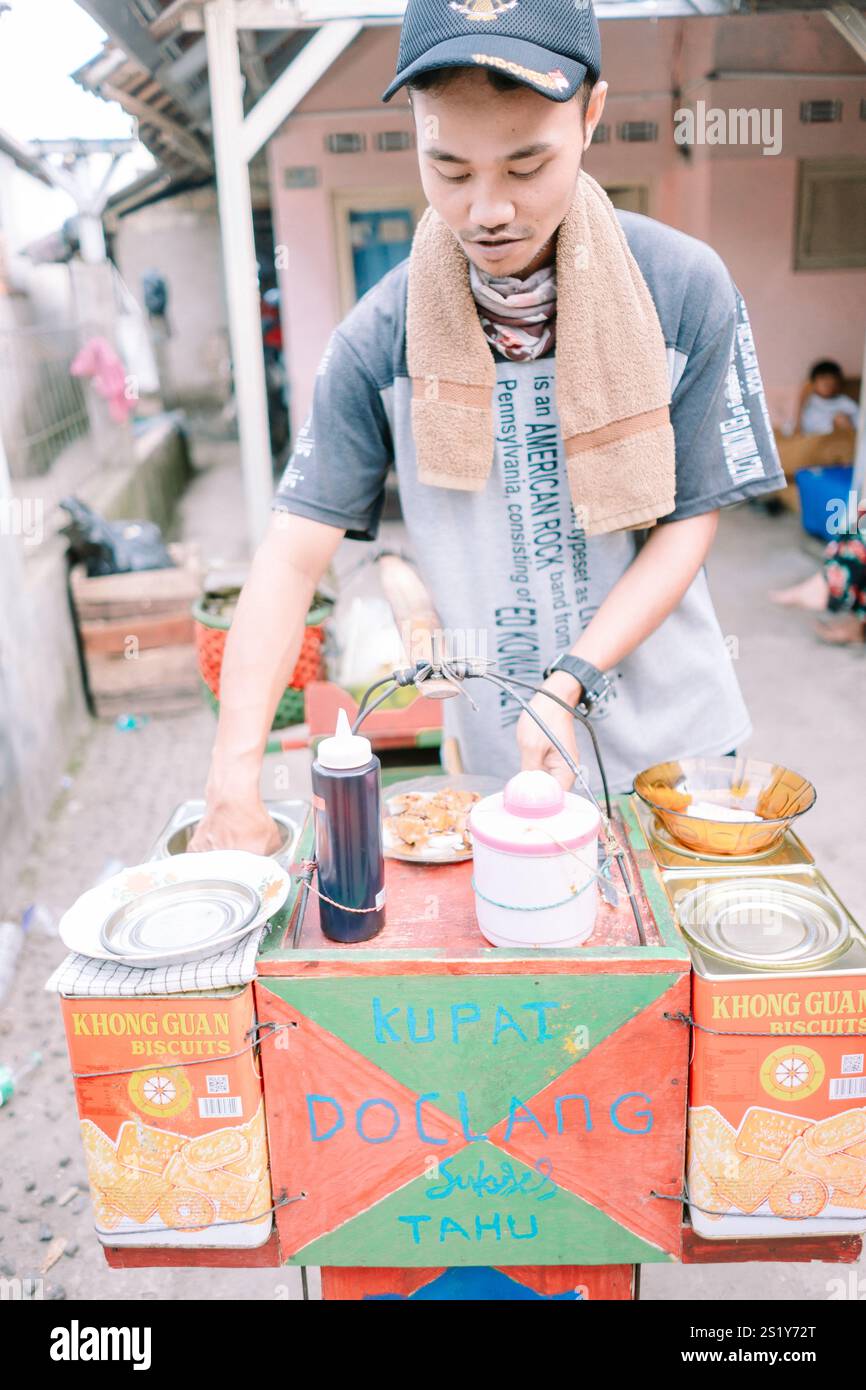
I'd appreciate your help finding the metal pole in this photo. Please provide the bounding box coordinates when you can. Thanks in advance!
[204,0,274,549]
[853,323,866,504]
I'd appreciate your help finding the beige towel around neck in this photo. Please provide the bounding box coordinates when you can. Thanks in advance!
[406,170,677,536]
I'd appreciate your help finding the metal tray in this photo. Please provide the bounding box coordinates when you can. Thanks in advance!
[662,869,866,978]
[99,878,262,966]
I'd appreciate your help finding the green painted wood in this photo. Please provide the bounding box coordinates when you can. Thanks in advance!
[265,972,680,1132]
[287,1138,673,1267]
[415,729,444,748]
[616,794,682,950]
[257,815,316,960]
[259,945,689,966]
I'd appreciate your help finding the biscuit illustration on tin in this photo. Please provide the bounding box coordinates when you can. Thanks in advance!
[687,1158,730,1221]
[90,1190,123,1232]
[782,1137,866,1191]
[158,1189,217,1232]
[101,1168,170,1224]
[225,1102,268,1180]
[832,1186,866,1210]
[803,1110,866,1157]
[768,1173,829,1220]
[715,1155,780,1214]
[183,1127,249,1172]
[688,1107,740,1181]
[80,1119,127,1190]
[735,1108,812,1163]
[116,1121,186,1176]
[165,1151,257,1213]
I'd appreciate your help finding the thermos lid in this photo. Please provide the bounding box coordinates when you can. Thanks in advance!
[316,709,373,770]
[469,770,601,857]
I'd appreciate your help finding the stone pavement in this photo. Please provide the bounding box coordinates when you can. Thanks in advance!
[2,420,863,1302]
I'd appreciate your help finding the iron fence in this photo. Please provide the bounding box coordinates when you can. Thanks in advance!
[0,323,89,479]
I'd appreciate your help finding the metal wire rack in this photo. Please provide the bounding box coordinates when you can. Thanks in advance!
[346,650,647,946]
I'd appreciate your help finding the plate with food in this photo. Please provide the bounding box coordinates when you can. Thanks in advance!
[382,775,503,863]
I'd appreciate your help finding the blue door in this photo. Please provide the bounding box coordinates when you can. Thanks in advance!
[350,209,415,301]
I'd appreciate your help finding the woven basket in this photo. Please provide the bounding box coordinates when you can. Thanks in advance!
[193,598,331,731]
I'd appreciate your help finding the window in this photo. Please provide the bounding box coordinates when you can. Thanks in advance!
[795,159,866,271]
[604,185,649,215]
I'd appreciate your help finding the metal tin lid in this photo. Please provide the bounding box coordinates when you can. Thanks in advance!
[675,877,850,971]
[100,878,261,959]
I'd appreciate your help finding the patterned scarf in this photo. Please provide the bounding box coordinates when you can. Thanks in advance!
[469,261,557,363]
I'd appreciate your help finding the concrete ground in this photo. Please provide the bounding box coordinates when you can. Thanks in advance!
[2,422,863,1302]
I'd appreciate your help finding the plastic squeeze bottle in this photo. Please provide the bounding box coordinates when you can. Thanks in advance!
[311,709,386,943]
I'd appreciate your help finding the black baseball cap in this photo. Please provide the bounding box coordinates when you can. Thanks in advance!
[383,0,602,106]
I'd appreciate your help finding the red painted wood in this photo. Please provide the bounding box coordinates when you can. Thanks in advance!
[321,1267,448,1299]
[305,681,442,744]
[81,612,194,654]
[507,1264,635,1299]
[491,975,690,1259]
[266,810,660,963]
[101,1231,282,1269]
[682,1226,863,1265]
[320,1264,635,1299]
[258,988,467,1257]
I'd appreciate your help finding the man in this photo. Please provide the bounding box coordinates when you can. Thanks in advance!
[191,0,784,855]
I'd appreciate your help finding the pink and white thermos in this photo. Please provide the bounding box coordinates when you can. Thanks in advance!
[469,770,601,949]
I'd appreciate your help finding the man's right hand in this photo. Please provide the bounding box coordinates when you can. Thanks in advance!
[187,799,283,856]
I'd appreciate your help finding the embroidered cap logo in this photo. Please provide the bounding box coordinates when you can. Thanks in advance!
[450,0,519,20]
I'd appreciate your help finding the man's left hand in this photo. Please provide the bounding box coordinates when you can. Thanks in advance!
[516,676,581,791]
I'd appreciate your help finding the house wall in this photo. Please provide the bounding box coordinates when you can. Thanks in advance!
[267,14,866,435]
[112,186,230,406]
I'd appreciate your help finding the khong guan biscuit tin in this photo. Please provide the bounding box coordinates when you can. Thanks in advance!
[62,985,273,1248]
[673,872,866,1240]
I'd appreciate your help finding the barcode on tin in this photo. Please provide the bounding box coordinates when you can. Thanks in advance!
[198,1096,243,1118]
[829,1077,866,1100]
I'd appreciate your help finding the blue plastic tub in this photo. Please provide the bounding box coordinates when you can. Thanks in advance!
[795,465,854,541]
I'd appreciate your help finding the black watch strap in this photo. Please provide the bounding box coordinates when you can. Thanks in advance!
[543,654,609,710]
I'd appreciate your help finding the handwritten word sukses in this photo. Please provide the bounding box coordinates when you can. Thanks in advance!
[425,1157,556,1202]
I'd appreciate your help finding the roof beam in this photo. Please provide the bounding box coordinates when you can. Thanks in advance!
[75,0,206,128]
[239,29,270,99]
[183,0,405,30]
[102,82,213,170]
[150,0,205,40]
[239,19,362,160]
[825,4,866,63]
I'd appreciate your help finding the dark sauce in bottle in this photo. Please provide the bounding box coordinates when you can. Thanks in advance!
[311,710,386,943]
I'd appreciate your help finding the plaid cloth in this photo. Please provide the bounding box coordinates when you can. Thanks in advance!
[44,925,266,998]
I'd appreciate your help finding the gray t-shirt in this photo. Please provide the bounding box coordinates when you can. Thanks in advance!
[274,210,785,794]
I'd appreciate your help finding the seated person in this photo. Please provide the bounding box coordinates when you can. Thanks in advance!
[798,359,859,436]
[771,497,866,646]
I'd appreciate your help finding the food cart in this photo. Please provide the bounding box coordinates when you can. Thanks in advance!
[54,770,865,1299]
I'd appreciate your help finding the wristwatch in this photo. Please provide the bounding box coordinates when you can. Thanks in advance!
[543,653,614,715]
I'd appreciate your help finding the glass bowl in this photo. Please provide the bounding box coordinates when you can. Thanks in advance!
[633,756,816,857]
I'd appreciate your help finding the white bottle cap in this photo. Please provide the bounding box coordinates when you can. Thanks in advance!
[316,708,373,771]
